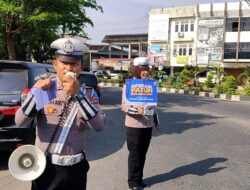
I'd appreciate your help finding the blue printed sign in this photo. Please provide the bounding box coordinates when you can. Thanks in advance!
[125,79,158,105]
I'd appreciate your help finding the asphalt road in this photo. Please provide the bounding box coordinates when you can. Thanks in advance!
[1,87,250,190]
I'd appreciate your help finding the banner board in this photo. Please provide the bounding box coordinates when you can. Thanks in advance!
[125,79,158,106]
[196,18,224,65]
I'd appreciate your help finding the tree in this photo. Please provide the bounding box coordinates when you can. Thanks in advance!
[0,0,102,60]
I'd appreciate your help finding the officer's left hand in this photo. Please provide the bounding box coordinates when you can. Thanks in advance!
[33,78,52,90]
[62,75,80,96]
[155,125,160,131]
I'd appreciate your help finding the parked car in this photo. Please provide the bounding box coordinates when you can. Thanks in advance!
[110,70,129,80]
[0,60,54,151]
[78,71,101,100]
[109,73,119,79]
[94,70,111,79]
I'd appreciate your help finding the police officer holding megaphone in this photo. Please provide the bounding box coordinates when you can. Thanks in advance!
[11,36,105,190]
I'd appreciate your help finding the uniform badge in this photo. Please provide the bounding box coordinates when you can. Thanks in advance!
[63,40,75,54]
[47,106,56,114]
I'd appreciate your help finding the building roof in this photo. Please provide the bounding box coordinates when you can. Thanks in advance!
[102,33,148,44]
[89,45,121,52]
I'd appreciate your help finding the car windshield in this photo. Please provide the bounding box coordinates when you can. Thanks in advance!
[0,68,28,94]
[78,73,98,87]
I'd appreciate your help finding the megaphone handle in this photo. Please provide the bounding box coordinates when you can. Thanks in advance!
[45,95,70,155]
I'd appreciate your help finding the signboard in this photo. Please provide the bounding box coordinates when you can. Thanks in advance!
[148,44,168,66]
[176,56,188,63]
[125,79,158,106]
[98,58,132,71]
[148,14,169,41]
[196,18,224,65]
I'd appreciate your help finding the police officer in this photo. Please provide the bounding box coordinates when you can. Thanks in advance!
[15,37,105,190]
[121,57,160,190]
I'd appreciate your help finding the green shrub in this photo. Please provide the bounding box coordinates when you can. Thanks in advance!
[215,75,236,94]
[174,82,186,89]
[204,74,214,88]
[179,68,192,84]
[244,88,250,96]
[98,78,122,84]
[216,84,225,94]
[224,76,236,89]
[169,75,177,84]
[98,78,107,83]
[226,88,236,95]
[224,76,236,94]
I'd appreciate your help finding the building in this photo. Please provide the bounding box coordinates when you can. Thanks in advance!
[88,34,148,71]
[148,1,250,77]
[102,34,148,59]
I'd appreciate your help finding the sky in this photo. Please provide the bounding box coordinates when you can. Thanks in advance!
[85,0,237,44]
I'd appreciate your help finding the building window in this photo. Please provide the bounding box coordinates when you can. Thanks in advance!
[175,23,179,32]
[226,18,239,32]
[238,43,250,59]
[154,57,160,63]
[173,45,177,56]
[190,21,194,32]
[180,21,189,32]
[189,48,193,56]
[183,48,187,55]
[185,23,188,32]
[175,45,193,56]
[240,17,250,31]
[181,24,184,32]
[179,48,183,55]
[178,45,188,56]
[224,43,237,59]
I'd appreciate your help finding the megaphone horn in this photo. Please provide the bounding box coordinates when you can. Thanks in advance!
[8,145,46,181]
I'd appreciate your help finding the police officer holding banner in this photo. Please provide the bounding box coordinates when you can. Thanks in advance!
[15,36,105,190]
[121,57,160,190]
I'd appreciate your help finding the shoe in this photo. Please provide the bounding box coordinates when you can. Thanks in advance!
[139,181,150,188]
[131,187,143,190]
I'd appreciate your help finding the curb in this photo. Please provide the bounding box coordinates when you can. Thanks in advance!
[99,83,250,102]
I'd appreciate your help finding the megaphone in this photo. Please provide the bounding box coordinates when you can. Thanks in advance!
[8,145,46,181]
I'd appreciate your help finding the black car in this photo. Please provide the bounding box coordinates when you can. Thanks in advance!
[78,71,101,100]
[0,60,54,151]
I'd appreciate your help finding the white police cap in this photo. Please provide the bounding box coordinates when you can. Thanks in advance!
[133,57,149,66]
[50,37,89,56]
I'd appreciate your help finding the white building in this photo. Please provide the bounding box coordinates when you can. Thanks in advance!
[148,1,250,77]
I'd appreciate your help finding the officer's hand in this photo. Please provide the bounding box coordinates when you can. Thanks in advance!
[33,78,52,90]
[137,106,144,115]
[155,125,160,131]
[62,75,80,96]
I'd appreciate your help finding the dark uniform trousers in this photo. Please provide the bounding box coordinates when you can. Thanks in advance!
[126,127,152,188]
[31,155,90,190]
